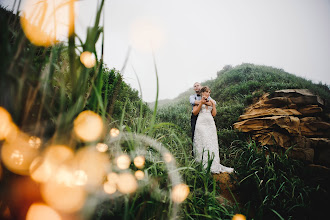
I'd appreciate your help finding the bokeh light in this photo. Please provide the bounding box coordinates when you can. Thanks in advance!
[103,181,116,194]
[107,172,119,183]
[44,145,74,165]
[109,128,120,137]
[30,145,74,182]
[1,135,39,175]
[41,177,86,213]
[26,203,61,220]
[20,0,75,47]
[0,107,17,141]
[80,51,96,68]
[133,156,145,169]
[54,166,74,186]
[29,136,42,149]
[117,173,138,194]
[74,147,109,187]
[30,157,52,183]
[73,170,88,186]
[96,143,108,152]
[116,154,131,170]
[163,153,173,163]
[74,110,104,142]
[232,214,246,220]
[171,183,190,203]
[134,170,144,180]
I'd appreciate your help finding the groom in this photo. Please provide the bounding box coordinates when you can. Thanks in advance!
[189,82,215,156]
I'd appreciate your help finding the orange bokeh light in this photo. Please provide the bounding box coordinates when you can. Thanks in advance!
[103,181,116,194]
[109,128,120,137]
[30,145,74,182]
[134,170,144,180]
[116,154,131,170]
[232,214,246,220]
[26,203,61,220]
[20,0,75,47]
[29,136,42,149]
[171,183,190,203]
[96,143,108,152]
[80,51,96,68]
[41,178,86,213]
[1,135,39,175]
[163,153,173,163]
[0,107,17,141]
[133,156,145,169]
[74,110,104,142]
[117,173,138,194]
[74,147,109,187]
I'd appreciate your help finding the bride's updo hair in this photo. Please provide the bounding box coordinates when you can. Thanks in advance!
[200,86,211,93]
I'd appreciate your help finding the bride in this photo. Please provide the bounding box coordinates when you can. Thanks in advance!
[192,86,234,173]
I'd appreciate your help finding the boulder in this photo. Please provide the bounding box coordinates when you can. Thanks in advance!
[234,116,301,135]
[234,89,330,167]
[274,89,325,106]
[238,108,301,121]
[298,105,323,115]
[300,117,330,137]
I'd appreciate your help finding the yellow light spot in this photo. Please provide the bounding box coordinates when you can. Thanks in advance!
[74,110,104,142]
[107,172,119,183]
[80,51,96,68]
[117,173,138,194]
[171,183,190,203]
[109,128,120,137]
[133,156,145,169]
[29,136,42,149]
[96,143,108,152]
[74,147,109,187]
[1,135,39,175]
[232,214,246,220]
[163,153,173,163]
[20,0,75,47]
[116,154,131,170]
[26,203,61,220]
[41,178,86,213]
[30,157,52,183]
[73,170,88,186]
[103,181,116,194]
[135,170,144,180]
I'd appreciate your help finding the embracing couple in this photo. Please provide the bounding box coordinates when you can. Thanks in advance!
[189,82,234,174]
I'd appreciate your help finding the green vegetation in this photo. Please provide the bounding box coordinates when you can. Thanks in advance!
[156,64,330,219]
[1,2,330,220]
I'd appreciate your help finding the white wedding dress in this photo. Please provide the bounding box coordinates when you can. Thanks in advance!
[193,104,234,173]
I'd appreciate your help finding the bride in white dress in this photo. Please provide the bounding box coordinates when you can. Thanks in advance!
[192,86,234,174]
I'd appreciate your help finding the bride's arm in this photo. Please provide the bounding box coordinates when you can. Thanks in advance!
[193,98,206,115]
[192,102,202,116]
[211,100,217,117]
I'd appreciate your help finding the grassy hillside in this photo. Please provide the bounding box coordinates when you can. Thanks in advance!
[157,63,330,146]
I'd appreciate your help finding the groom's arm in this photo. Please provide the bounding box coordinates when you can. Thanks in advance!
[189,95,201,106]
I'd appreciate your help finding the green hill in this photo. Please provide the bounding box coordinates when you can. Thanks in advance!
[156,63,330,146]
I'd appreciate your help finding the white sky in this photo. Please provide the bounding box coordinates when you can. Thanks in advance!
[2,0,330,102]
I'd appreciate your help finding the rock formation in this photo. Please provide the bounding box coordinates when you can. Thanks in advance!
[234,89,330,167]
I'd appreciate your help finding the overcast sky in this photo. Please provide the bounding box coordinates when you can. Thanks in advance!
[2,0,330,102]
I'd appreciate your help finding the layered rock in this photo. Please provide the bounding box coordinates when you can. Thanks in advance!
[234,89,330,167]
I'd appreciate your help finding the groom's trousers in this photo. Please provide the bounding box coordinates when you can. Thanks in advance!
[191,113,198,156]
